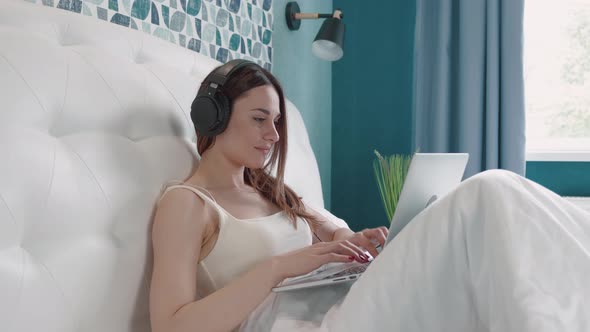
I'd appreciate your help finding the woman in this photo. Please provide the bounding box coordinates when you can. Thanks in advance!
[149,60,590,332]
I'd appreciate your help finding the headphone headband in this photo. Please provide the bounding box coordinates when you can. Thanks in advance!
[206,59,261,87]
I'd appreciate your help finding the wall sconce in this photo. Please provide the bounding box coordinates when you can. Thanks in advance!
[285,1,345,61]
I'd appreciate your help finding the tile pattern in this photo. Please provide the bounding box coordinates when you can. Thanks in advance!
[25,0,273,69]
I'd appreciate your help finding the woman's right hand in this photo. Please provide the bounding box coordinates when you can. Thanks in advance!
[270,240,369,283]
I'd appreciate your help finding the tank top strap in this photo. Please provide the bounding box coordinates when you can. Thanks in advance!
[158,183,226,221]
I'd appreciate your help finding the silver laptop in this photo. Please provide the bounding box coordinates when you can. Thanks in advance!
[271,153,469,292]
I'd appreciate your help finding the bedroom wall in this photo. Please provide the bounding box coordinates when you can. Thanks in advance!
[27,0,273,68]
[331,1,417,230]
[526,162,590,196]
[331,1,589,232]
[271,0,333,208]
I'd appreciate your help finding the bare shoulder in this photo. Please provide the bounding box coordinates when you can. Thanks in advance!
[153,187,214,239]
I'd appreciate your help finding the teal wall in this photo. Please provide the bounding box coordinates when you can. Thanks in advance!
[331,2,417,231]
[272,0,333,208]
[274,1,589,227]
[526,162,590,196]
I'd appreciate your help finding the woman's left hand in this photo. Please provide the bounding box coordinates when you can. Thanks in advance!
[344,226,389,260]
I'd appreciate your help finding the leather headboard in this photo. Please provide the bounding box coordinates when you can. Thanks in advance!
[0,1,331,331]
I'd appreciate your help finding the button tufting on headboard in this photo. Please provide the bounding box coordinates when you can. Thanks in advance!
[0,1,333,331]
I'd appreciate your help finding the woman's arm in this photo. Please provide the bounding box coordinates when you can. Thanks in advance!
[149,189,282,332]
[303,203,354,242]
[150,190,362,332]
[304,203,388,258]
[166,259,280,332]
[332,227,356,241]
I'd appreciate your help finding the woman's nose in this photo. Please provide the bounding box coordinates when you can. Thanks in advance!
[265,123,280,142]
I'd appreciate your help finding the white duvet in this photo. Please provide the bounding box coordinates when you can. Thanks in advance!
[240,170,590,332]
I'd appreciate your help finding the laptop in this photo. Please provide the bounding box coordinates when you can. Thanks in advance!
[271,153,469,292]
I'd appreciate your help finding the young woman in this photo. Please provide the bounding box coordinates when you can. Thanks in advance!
[149,60,590,332]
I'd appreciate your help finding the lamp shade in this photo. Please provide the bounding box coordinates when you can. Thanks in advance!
[312,17,345,61]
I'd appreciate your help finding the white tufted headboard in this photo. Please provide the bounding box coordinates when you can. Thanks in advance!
[0,1,333,331]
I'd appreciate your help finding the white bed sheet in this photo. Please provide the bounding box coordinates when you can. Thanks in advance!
[240,170,590,332]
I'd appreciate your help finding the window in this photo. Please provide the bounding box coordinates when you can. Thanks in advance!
[524,0,590,161]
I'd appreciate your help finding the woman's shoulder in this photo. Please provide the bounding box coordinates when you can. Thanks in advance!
[158,180,212,205]
[159,184,204,207]
[155,182,218,234]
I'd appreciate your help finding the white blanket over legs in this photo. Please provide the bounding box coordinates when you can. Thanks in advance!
[243,170,590,332]
[326,169,590,332]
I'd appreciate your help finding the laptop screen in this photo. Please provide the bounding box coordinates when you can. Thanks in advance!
[384,153,469,245]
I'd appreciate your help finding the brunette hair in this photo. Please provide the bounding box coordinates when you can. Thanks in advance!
[194,63,322,230]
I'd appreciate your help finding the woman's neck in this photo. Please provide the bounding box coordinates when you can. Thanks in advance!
[188,150,249,190]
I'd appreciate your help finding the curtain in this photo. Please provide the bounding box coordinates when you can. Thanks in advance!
[413,0,526,177]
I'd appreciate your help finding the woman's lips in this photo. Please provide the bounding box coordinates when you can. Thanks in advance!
[255,147,270,154]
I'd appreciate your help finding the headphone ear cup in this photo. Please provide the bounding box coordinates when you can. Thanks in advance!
[212,92,231,135]
[192,59,257,136]
[191,95,221,137]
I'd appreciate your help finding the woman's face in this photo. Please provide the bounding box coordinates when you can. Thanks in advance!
[214,84,281,169]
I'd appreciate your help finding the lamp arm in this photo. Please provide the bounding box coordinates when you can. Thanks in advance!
[294,13,332,20]
[294,10,343,20]
[285,2,344,32]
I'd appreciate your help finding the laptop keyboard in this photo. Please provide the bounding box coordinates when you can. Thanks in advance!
[323,263,368,279]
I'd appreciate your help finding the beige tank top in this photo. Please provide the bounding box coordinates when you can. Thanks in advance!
[159,183,313,299]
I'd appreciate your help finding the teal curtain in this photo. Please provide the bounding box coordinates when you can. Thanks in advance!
[413,0,526,177]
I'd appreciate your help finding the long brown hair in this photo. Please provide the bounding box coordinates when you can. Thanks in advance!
[194,63,322,230]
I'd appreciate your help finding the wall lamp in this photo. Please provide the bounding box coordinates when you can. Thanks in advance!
[285,1,345,61]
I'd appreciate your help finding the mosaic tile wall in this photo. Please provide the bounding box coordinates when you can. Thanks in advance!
[26,0,273,70]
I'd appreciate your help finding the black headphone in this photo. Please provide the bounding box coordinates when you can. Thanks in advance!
[190,59,263,137]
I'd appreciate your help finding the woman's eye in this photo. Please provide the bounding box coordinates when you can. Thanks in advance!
[253,117,266,122]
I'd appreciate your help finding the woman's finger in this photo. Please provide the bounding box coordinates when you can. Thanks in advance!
[314,240,365,262]
[369,227,388,248]
[357,230,380,258]
[360,227,387,250]
[338,240,370,261]
[321,252,356,264]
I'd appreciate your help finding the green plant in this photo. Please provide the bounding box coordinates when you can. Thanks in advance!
[372,150,413,224]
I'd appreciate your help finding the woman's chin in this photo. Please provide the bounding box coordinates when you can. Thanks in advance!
[245,160,265,170]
